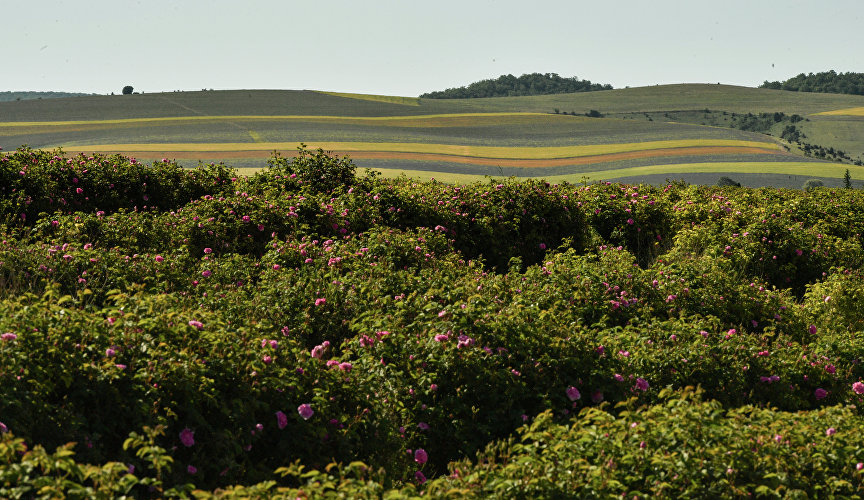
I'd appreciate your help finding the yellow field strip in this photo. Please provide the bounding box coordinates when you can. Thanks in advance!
[555,162,861,182]
[58,139,781,160]
[0,112,549,128]
[813,107,864,117]
[316,91,420,106]
[344,162,858,185]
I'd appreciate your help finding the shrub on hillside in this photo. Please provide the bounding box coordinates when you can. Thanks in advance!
[803,178,824,191]
[256,145,356,195]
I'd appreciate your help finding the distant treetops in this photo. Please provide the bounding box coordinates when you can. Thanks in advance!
[420,72,613,99]
[760,70,864,96]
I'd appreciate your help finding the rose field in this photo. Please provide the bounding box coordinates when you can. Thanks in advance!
[3,145,864,498]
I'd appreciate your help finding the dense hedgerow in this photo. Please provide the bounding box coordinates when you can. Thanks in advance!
[0,148,236,227]
[2,147,864,497]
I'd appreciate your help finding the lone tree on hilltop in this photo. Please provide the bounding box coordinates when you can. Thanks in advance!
[122,86,134,95]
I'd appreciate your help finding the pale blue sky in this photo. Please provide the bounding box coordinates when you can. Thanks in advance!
[4,0,863,96]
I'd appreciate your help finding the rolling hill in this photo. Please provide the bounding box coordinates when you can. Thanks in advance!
[1,85,863,187]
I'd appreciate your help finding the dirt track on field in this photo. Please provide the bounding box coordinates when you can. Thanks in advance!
[98,146,785,168]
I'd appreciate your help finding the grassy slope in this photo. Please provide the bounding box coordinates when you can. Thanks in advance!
[5,85,864,121]
[2,85,860,184]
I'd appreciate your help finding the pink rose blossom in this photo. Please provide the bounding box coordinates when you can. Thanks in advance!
[1,333,17,341]
[826,427,836,436]
[414,448,428,464]
[154,255,164,263]
[188,320,204,330]
[815,388,828,400]
[566,386,581,401]
[276,411,288,429]
[314,298,326,306]
[298,404,314,420]
[853,381,864,395]
[187,465,197,474]
[201,270,212,278]
[179,428,195,447]
[414,470,426,484]
[311,341,330,358]
[635,378,650,391]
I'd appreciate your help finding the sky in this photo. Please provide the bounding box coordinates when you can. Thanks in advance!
[4,0,863,97]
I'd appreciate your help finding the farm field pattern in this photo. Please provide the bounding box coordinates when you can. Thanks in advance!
[2,85,864,185]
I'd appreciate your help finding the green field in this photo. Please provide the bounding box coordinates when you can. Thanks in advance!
[2,85,862,185]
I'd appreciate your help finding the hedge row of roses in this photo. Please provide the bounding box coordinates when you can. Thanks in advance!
[1,146,864,495]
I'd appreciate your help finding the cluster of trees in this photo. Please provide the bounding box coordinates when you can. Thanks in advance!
[727,111,802,133]
[760,70,864,96]
[798,141,857,164]
[421,73,613,99]
[552,109,604,117]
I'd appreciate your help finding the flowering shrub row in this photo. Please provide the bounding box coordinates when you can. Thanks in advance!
[1,147,864,496]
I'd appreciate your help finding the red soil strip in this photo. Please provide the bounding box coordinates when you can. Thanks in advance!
[93,146,783,167]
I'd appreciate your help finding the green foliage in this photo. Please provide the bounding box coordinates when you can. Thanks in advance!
[717,176,741,187]
[2,148,864,496]
[761,70,864,96]
[257,144,357,195]
[0,148,236,226]
[421,73,613,99]
[803,178,824,191]
[436,387,864,498]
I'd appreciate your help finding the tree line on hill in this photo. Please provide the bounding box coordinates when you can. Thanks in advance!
[760,70,864,96]
[0,91,95,102]
[420,73,613,99]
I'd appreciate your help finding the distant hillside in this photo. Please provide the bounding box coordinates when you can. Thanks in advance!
[420,73,613,99]
[760,71,864,96]
[0,91,96,102]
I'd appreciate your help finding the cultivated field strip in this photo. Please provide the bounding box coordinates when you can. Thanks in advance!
[358,161,863,184]
[58,139,781,160]
[814,106,864,116]
[0,112,555,128]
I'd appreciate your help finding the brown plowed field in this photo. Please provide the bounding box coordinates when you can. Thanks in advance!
[93,146,784,168]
